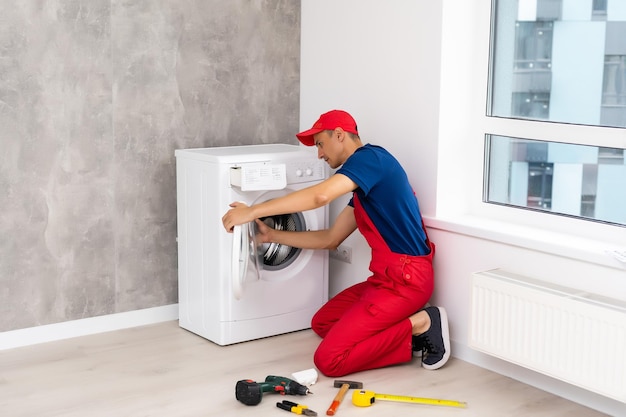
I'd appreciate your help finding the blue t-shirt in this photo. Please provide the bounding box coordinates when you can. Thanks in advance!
[336,144,430,256]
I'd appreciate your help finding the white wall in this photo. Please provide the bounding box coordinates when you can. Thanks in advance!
[301,0,443,295]
[301,1,626,415]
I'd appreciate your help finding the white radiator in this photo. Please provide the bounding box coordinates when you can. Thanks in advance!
[470,269,626,403]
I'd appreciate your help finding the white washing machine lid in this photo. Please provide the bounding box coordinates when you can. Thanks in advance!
[231,222,262,300]
[174,144,315,164]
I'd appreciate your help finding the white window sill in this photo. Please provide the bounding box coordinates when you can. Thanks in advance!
[423,215,626,271]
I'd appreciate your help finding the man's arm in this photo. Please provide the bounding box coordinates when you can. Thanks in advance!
[255,205,357,250]
[222,173,357,232]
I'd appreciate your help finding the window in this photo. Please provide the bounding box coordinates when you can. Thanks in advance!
[486,0,626,227]
[602,55,626,126]
[593,0,608,19]
[485,135,626,225]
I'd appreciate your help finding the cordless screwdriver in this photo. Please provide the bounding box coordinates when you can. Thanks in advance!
[235,375,313,406]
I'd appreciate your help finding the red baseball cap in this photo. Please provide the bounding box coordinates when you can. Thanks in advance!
[296,110,358,146]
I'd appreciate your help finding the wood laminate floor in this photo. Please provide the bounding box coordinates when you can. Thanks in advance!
[0,321,608,416]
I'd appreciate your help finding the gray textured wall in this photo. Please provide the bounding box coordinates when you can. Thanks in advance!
[0,0,300,332]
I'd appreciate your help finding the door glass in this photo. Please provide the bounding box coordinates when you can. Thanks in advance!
[246,222,262,282]
[256,213,303,271]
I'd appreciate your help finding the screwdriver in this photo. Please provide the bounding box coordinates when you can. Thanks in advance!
[276,400,318,416]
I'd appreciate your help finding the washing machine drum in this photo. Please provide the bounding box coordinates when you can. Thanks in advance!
[257,213,304,270]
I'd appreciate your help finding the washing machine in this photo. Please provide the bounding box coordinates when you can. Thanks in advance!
[175,144,329,345]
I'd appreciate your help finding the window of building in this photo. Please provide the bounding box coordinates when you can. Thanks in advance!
[486,0,626,227]
[593,0,608,19]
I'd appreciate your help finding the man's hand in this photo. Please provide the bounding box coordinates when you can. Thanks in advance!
[254,219,275,243]
[221,202,254,232]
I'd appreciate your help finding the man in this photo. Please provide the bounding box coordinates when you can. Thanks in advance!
[222,110,450,377]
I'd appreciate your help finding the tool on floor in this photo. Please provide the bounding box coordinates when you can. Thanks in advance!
[236,375,312,406]
[326,380,363,415]
[277,400,318,416]
[352,389,467,409]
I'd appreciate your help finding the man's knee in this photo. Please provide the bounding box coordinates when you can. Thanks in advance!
[310,311,327,338]
[313,342,346,377]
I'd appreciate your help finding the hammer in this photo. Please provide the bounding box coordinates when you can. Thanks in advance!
[326,380,363,415]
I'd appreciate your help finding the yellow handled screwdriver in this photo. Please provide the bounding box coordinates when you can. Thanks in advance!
[277,400,318,416]
[352,389,467,408]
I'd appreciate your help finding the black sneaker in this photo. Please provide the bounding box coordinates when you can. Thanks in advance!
[417,306,450,370]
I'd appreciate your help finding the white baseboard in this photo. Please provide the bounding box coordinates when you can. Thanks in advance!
[0,304,179,351]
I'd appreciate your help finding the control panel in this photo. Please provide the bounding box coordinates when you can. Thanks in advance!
[230,157,326,190]
[285,158,326,184]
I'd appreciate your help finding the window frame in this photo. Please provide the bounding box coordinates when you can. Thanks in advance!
[433,0,626,268]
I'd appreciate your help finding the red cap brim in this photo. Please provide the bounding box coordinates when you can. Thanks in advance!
[295,128,322,146]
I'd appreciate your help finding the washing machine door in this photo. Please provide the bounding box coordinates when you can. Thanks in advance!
[231,221,262,300]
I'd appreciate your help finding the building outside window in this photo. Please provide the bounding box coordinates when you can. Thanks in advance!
[486,0,626,226]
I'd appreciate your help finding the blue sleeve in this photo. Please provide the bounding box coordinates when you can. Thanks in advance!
[336,146,383,196]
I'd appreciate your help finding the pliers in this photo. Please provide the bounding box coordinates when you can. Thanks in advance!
[276,400,318,416]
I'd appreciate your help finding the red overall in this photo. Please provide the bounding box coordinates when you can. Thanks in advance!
[311,194,435,377]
